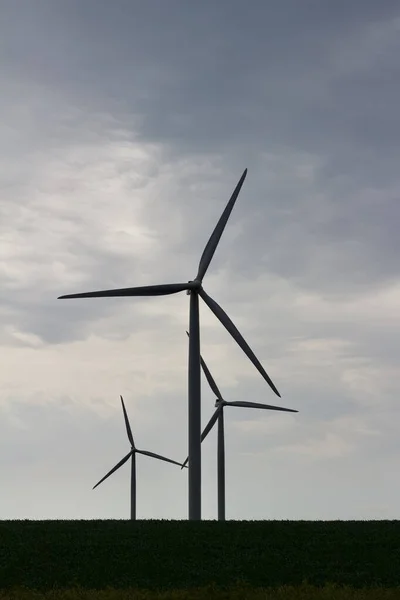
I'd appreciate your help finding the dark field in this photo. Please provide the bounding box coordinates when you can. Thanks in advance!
[2,586,400,599]
[1,520,400,594]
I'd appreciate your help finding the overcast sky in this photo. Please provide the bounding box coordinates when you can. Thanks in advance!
[1,0,399,521]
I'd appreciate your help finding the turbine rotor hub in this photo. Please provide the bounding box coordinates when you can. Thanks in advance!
[186,279,202,295]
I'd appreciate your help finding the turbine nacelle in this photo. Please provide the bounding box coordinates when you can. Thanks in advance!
[186,279,202,295]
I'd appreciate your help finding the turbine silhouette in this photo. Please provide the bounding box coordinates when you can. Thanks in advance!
[58,169,281,520]
[182,334,298,520]
[93,396,185,520]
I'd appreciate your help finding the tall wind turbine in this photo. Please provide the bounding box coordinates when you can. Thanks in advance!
[58,169,281,521]
[182,336,298,521]
[93,396,185,520]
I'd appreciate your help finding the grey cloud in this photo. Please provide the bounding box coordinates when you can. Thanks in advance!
[2,1,399,156]
[2,0,400,299]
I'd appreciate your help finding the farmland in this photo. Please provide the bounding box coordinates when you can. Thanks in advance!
[1,520,400,597]
[2,585,400,600]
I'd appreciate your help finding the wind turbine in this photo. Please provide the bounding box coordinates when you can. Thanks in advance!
[182,335,298,521]
[93,395,185,520]
[58,168,281,521]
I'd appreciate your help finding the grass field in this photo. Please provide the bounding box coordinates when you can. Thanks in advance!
[2,585,400,599]
[1,520,400,596]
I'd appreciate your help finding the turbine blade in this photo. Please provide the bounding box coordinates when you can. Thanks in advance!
[201,407,221,442]
[199,289,281,398]
[92,451,133,490]
[200,356,224,401]
[120,396,135,447]
[138,450,184,468]
[226,401,297,413]
[58,282,191,300]
[186,331,223,400]
[196,169,247,282]
[181,407,220,469]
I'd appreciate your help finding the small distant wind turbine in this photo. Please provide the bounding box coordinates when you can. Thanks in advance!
[182,335,298,521]
[93,396,185,520]
[58,169,281,521]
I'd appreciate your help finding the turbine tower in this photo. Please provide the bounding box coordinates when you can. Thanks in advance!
[93,396,184,520]
[58,169,281,521]
[182,336,298,521]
